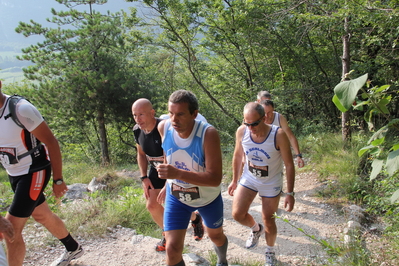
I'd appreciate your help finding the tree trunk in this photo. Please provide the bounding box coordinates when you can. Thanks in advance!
[97,108,110,166]
[341,16,351,142]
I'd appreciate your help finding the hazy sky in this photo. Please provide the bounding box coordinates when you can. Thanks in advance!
[0,0,141,45]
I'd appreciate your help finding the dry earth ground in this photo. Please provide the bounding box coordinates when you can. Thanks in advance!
[15,170,353,266]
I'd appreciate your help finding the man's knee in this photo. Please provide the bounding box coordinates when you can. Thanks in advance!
[207,229,226,244]
[146,200,162,213]
[232,209,246,222]
[32,208,58,225]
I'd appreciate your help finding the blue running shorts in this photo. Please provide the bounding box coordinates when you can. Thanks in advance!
[164,184,224,231]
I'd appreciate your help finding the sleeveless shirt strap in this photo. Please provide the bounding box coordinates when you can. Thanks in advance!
[195,120,205,138]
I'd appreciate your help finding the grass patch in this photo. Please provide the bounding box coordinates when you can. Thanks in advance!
[300,132,370,203]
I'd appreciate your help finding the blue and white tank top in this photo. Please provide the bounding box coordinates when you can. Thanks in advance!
[242,124,283,180]
[162,120,221,207]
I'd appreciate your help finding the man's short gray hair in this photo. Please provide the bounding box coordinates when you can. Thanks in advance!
[257,90,272,100]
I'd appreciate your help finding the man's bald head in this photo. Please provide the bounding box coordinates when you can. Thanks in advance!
[132,98,153,111]
[244,102,265,117]
[131,98,156,131]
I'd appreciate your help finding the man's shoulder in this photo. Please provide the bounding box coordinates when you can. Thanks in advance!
[133,124,141,132]
[236,124,246,133]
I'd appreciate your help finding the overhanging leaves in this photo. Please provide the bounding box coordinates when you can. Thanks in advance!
[386,149,399,177]
[370,159,383,180]
[390,189,399,204]
[333,74,368,110]
[332,94,347,112]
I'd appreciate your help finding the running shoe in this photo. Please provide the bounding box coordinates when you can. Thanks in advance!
[265,251,277,266]
[155,235,166,252]
[216,263,228,266]
[192,212,204,241]
[50,244,84,266]
[245,223,264,249]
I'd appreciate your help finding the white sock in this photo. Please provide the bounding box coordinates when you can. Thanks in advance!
[251,222,260,232]
[266,245,275,253]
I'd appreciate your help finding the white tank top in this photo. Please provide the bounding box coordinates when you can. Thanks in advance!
[270,111,281,127]
[242,125,283,180]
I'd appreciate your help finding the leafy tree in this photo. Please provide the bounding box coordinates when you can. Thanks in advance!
[130,0,399,140]
[15,0,145,165]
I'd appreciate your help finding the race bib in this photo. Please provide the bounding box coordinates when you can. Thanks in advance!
[171,183,200,202]
[0,147,19,165]
[147,155,165,168]
[248,161,268,178]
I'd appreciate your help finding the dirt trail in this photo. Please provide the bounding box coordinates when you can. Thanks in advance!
[22,171,346,266]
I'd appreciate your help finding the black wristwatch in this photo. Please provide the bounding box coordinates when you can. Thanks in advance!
[54,179,64,185]
[140,175,148,181]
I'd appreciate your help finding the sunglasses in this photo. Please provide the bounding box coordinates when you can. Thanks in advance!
[243,119,262,127]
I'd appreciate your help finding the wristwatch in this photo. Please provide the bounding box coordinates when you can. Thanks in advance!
[54,179,64,185]
[286,191,295,197]
[140,175,148,181]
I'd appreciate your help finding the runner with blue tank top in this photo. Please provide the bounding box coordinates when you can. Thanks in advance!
[156,90,228,266]
[131,98,204,252]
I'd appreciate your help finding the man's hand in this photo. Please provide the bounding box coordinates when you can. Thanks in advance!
[227,181,238,196]
[156,164,178,179]
[296,157,305,168]
[284,195,295,212]
[53,182,68,198]
[0,216,14,243]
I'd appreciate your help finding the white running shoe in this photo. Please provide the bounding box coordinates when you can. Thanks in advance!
[50,244,84,266]
[265,251,277,266]
[245,223,264,249]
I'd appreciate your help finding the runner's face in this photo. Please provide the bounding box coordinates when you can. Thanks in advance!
[263,105,274,121]
[132,105,154,131]
[168,101,197,136]
[243,111,264,135]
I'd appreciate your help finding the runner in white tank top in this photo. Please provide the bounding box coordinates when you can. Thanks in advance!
[228,102,295,266]
[261,99,305,168]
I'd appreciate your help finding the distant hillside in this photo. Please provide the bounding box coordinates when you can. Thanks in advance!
[0,0,135,49]
[0,0,138,82]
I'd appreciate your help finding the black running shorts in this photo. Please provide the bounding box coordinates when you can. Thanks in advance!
[8,165,51,218]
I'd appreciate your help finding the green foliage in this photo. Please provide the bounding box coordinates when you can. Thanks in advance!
[333,73,369,111]
[302,132,373,204]
[42,163,159,238]
[14,0,148,165]
[0,182,13,216]
[332,74,399,203]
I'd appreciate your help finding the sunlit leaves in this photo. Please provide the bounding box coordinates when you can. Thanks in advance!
[333,74,368,111]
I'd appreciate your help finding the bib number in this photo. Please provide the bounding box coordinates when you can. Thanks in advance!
[248,162,268,178]
[0,147,19,165]
[171,183,200,202]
